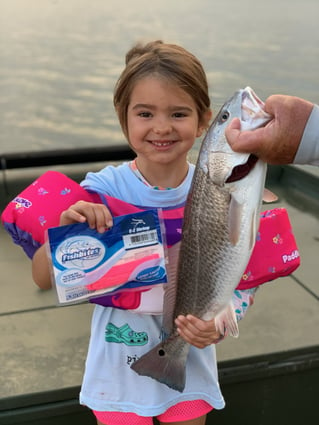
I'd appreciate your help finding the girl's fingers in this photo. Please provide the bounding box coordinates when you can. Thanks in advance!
[60,207,87,226]
[175,315,223,348]
[60,202,113,231]
[91,204,113,233]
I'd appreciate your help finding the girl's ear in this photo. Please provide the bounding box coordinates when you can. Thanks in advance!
[196,109,213,137]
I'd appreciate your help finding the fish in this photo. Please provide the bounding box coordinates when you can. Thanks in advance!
[131,87,272,392]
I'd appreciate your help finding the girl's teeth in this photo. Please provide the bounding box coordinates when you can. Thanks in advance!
[153,141,171,146]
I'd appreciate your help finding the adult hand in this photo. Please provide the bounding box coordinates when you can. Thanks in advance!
[225,95,314,164]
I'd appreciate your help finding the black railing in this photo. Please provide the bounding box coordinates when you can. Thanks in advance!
[0,145,135,170]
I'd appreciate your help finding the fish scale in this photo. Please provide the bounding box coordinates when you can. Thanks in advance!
[131,87,272,392]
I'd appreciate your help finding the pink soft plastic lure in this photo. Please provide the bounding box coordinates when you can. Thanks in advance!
[85,253,161,291]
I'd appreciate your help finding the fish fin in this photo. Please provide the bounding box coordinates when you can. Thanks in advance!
[214,302,239,338]
[262,188,278,203]
[131,337,189,392]
[228,195,243,246]
[249,202,263,251]
[162,242,181,337]
[249,208,257,251]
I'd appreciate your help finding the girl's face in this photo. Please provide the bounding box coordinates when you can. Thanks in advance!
[126,77,207,169]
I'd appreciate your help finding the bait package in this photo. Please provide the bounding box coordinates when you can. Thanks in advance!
[46,209,168,306]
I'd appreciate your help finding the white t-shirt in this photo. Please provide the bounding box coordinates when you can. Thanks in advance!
[79,162,225,415]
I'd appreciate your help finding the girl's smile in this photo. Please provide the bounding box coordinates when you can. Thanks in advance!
[149,139,177,149]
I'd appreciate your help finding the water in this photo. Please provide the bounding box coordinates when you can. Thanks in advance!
[1,0,319,154]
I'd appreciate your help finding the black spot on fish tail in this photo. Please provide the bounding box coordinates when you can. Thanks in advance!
[226,154,258,183]
[131,341,189,392]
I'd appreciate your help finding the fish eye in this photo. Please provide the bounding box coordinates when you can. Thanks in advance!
[220,110,230,122]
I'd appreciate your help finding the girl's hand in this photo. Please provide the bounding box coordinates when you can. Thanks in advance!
[59,201,113,233]
[32,202,113,289]
[175,314,225,348]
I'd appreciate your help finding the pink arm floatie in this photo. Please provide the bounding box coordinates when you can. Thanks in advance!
[1,171,100,258]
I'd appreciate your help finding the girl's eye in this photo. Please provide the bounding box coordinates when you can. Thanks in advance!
[138,112,152,118]
[173,112,187,118]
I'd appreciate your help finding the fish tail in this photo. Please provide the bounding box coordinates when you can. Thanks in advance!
[131,338,189,392]
[215,301,239,338]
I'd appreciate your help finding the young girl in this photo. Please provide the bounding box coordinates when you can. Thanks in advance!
[32,40,254,425]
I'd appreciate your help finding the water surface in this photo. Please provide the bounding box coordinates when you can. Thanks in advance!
[1,0,319,153]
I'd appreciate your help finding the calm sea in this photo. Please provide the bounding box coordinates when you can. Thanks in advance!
[1,0,319,153]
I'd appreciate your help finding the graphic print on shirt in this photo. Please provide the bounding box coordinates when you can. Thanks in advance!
[105,322,148,346]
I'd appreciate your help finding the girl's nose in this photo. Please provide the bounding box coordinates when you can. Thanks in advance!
[153,119,172,135]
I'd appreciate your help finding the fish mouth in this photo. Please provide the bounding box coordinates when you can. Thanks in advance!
[240,87,272,130]
[225,154,258,183]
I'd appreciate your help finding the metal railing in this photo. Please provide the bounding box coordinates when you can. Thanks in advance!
[0,145,135,170]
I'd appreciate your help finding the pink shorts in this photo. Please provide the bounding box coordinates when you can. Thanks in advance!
[93,399,213,424]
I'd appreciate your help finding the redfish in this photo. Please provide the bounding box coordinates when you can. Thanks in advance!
[131,87,271,392]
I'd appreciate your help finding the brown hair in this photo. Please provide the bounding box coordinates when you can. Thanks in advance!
[113,40,211,138]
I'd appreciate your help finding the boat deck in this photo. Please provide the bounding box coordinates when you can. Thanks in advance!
[0,161,318,424]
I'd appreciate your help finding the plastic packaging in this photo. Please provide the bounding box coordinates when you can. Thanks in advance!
[46,209,168,305]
